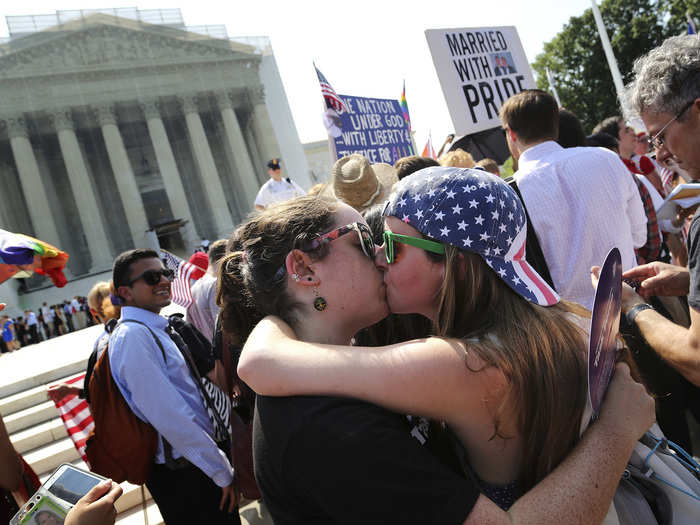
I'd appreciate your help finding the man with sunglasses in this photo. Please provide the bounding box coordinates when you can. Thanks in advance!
[617,35,700,387]
[107,249,239,524]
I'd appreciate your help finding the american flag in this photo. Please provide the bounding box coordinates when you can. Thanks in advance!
[384,167,560,306]
[315,65,346,114]
[51,374,94,464]
[160,249,198,308]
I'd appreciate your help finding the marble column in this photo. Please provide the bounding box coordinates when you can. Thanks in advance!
[248,86,281,167]
[180,94,233,238]
[215,91,259,211]
[140,98,198,252]
[50,108,112,271]
[96,104,150,249]
[4,116,62,247]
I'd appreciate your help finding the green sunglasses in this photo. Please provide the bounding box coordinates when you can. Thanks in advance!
[382,231,445,264]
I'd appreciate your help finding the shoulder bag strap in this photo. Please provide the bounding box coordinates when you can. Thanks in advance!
[167,326,228,437]
[504,176,556,289]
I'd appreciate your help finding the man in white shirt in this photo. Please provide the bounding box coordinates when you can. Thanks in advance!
[186,239,227,342]
[254,159,305,211]
[500,89,647,309]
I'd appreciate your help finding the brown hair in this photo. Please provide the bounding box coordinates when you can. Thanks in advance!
[435,246,588,493]
[439,149,475,168]
[217,195,338,344]
[394,156,440,180]
[499,89,559,144]
[475,158,499,175]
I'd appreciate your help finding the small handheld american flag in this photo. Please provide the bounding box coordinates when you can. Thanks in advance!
[315,65,347,114]
[51,374,94,465]
[160,249,198,308]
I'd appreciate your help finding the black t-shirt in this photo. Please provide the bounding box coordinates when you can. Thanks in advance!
[688,214,700,310]
[254,395,479,525]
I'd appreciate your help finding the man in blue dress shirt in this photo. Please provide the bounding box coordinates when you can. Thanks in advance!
[109,249,239,524]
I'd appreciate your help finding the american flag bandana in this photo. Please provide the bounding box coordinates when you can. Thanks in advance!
[384,167,560,306]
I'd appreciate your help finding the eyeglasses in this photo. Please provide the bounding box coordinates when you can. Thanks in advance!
[648,100,694,151]
[305,222,376,259]
[382,231,445,264]
[128,268,174,286]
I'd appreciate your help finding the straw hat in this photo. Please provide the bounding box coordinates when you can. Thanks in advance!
[331,154,398,211]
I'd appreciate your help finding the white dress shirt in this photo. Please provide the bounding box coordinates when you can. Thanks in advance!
[515,141,647,309]
[254,177,305,208]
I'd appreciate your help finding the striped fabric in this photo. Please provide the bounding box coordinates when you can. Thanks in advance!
[160,249,197,308]
[315,65,346,114]
[51,374,94,465]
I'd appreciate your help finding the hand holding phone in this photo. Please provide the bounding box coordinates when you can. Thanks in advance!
[64,479,122,525]
[11,464,108,525]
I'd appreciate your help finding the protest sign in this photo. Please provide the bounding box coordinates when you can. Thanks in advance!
[425,26,536,135]
[330,94,414,163]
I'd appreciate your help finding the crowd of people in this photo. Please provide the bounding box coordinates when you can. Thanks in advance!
[3,32,700,525]
[0,297,92,354]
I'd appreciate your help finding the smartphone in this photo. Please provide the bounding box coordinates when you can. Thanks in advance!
[10,464,106,525]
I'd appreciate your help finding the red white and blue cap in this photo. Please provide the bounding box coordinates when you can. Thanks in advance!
[383,167,560,306]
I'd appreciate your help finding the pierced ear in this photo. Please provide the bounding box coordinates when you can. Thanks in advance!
[285,250,319,286]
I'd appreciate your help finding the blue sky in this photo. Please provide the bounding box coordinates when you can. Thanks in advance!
[1,1,594,149]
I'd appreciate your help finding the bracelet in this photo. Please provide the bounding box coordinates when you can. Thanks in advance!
[626,303,653,325]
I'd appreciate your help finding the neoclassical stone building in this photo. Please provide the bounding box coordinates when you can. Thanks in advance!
[0,9,311,291]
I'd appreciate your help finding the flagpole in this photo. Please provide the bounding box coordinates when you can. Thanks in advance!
[590,0,628,116]
[545,68,562,107]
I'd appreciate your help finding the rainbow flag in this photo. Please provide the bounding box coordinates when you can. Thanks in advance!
[400,80,411,131]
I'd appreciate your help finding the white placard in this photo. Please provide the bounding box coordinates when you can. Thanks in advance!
[425,26,536,135]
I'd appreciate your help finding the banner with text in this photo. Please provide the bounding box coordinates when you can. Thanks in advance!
[331,95,414,163]
[425,26,535,135]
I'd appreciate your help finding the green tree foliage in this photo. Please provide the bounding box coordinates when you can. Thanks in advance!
[532,0,700,133]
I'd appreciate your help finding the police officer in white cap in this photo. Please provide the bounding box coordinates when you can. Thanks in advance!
[254,158,305,211]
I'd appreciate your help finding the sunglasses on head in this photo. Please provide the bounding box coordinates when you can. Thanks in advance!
[382,231,445,264]
[128,268,175,286]
[305,222,376,259]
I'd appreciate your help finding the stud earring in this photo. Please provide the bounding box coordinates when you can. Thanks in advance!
[312,286,327,311]
[292,273,300,282]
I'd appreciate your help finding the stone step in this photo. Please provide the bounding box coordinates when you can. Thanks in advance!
[0,372,84,417]
[116,498,163,525]
[11,416,67,455]
[4,399,60,434]
[23,436,80,477]
[0,326,99,398]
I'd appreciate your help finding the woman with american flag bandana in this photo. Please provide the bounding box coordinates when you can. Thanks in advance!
[231,168,653,523]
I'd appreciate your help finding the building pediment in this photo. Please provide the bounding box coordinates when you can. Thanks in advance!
[0,13,259,78]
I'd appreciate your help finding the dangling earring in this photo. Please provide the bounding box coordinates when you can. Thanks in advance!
[312,286,327,311]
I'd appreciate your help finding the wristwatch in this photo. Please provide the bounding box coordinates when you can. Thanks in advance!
[625,303,653,325]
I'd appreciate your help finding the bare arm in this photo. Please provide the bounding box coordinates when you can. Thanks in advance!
[239,316,500,424]
[595,266,700,386]
[465,363,654,525]
[626,299,700,386]
[0,417,23,491]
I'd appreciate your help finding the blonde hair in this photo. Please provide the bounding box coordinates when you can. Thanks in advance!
[87,281,111,312]
[438,149,475,168]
